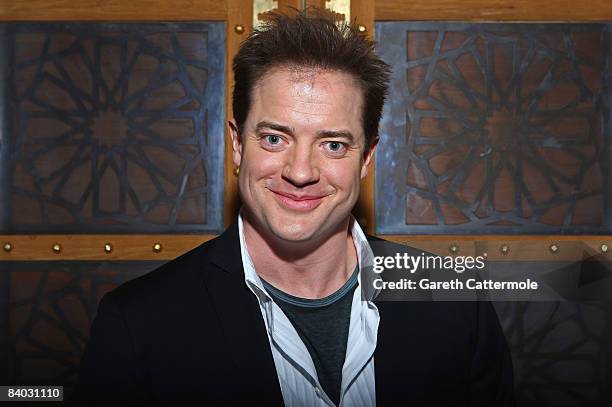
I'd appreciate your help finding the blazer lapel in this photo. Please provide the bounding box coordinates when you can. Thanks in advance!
[201,221,284,405]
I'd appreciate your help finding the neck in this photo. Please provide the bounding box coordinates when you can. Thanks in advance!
[241,214,357,299]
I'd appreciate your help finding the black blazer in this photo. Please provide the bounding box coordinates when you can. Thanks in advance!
[73,221,514,406]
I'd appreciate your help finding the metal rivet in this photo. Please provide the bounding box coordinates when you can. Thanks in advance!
[233,167,240,176]
[3,242,12,252]
[549,244,559,254]
[500,244,509,255]
[104,243,113,253]
[449,244,459,254]
[52,243,62,253]
[153,242,163,253]
[483,252,488,258]
[357,24,367,33]
[601,244,609,253]
[234,24,245,34]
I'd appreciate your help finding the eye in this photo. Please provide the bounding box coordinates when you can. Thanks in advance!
[323,141,348,156]
[328,142,342,151]
[259,134,286,151]
[265,135,281,145]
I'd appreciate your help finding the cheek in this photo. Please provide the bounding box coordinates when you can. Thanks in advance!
[241,146,285,182]
[324,160,362,192]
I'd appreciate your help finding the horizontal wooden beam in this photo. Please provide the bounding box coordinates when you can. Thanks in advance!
[383,235,612,241]
[0,0,226,21]
[375,0,612,21]
[0,235,214,260]
[1,234,610,262]
[383,235,612,261]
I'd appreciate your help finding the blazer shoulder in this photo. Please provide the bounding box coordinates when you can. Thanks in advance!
[108,236,222,310]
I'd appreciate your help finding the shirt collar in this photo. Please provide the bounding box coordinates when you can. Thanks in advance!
[237,213,377,302]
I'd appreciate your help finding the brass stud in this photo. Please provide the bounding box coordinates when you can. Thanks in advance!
[549,244,559,254]
[482,252,488,258]
[601,243,609,253]
[104,243,113,254]
[234,24,245,34]
[52,243,62,254]
[153,242,163,253]
[3,242,12,253]
[449,243,459,254]
[357,24,367,33]
[500,244,509,255]
[233,167,240,176]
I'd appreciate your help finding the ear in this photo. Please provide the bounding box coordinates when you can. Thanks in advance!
[229,119,242,167]
[360,137,379,180]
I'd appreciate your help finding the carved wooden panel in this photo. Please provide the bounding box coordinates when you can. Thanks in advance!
[376,22,611,234]
[2,22,225,233]
[496,301,612,406]
[1,261,161,395]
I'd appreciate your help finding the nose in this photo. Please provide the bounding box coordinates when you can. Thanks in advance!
[282,143,320,187]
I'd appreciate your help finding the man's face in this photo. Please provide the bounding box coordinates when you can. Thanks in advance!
[230,67,376,243]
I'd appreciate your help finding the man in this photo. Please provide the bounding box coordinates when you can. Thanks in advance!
[74,11,514,406]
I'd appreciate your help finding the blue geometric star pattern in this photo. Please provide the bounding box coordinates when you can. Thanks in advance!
[376,23,610,234]
[4,23,225,233]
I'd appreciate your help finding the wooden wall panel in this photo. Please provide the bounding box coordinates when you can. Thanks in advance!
[0,235,213,260]
[351,0,374,31]
[375,21,610,235]
[2,234,609,261]
[5,22,226,234]
[0,0,226,21]
[351,0,376,234]
[224,0,252,226]
[375,0,612,21]
[384,234,612,261]
[4,261,161,395]
[305,0,327,9]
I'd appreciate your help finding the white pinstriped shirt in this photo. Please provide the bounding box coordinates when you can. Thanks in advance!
[238,214,379,407]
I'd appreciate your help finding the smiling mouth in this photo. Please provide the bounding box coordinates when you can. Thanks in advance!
[270,190,326,211]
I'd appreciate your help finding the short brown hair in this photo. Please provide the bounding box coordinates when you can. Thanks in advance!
[232,10,391,147]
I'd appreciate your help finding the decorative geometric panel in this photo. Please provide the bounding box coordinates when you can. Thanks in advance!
[495,301,612,406]
[2,23,225,233]
[1,261,162,397]
[376,23,611,234]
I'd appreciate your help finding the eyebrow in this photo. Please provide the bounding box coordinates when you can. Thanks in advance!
[254,121,355,143]
[316,130,355,143]
[254,121,295,136]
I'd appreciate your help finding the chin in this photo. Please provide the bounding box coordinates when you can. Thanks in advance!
[269,219,320,242]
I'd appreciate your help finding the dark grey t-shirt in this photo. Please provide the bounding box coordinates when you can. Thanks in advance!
[261,267,359,406]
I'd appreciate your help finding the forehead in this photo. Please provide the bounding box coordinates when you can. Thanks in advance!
[247,66,364,138]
